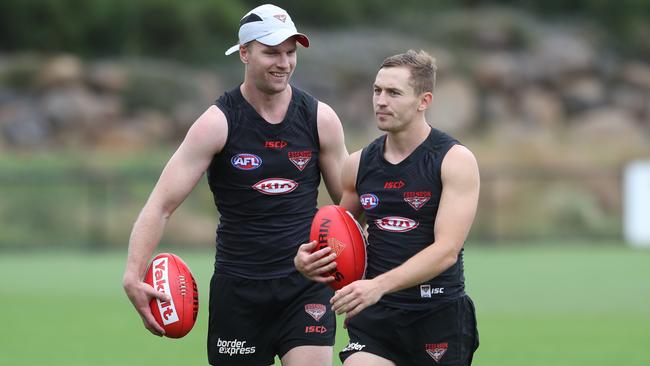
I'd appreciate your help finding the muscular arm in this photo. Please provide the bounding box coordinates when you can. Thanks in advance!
[294,151,362,283]
[122,105,227,336]
[331,145,480,318]
[317,102,348,204]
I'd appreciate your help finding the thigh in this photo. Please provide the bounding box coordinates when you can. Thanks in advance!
[281,345,333,366]
[274,273,336,358]
[207,273,275,366]
[343,352,396,366]
[339,304,402,364]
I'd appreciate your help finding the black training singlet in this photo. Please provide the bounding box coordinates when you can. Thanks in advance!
[356,127,466,310]
[208,85,321,279]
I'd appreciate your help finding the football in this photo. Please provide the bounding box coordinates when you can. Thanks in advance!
[144,253,199,338]
[310,205,367,290]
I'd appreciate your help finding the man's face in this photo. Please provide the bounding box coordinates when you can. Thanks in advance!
[242,38,297,94]
[372,66,423,132]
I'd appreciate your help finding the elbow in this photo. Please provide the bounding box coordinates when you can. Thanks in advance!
[441,249,459,271]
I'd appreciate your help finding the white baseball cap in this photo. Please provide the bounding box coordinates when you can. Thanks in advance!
[225,4,310,55]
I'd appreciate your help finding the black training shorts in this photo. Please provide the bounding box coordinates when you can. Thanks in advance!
[340,295,479,365]
[207,271,336,366]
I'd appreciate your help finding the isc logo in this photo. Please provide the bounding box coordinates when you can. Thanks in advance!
[360,193,379,210]
[152,257,179,325]
[384,180,405,189]
[265,140,287,149]
[231,153,262,170]
[305,325,328,334]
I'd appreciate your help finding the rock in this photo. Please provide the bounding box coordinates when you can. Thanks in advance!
[37,54,84,88]
[472,52,522,90]
[428,77,479,135]
[0,99,52,148]
[530,32,596,78]
[41,86,122,133]
[88,61,129,92]
[520,86,565,131]
[561,76,606,112]
[620,61,650,91]
[568,107,644,144]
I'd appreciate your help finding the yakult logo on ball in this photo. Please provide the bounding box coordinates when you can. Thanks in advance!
[375,216,419,232]
[231,153,262,170]
[252,178,298,195]
[360,193,379,210]
[152,257,179,325]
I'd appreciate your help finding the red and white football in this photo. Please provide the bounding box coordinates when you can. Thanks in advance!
[310,205,367,290]
[144,253,199,338]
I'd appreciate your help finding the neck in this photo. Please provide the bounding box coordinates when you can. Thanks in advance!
[240,82,292,124]
[384,118,431,163]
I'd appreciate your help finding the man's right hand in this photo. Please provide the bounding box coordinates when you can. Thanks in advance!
[123,275,171,337]
[294,240,337,283]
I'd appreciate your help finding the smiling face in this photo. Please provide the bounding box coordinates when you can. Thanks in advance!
[241,38,297,95]
[373,66,430,133]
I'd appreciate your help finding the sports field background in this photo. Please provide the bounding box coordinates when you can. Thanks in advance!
[2,243,648,366]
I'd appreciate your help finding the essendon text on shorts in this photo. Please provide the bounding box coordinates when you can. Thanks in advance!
[216,338,256,356]
[152,257,179,325]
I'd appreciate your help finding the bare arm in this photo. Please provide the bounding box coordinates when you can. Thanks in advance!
[317,102,348,204]
[122,105,227,336]
[294,151,362,282]
[331,145,480,318]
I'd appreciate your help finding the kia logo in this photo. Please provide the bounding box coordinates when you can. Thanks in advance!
[252,178,298,195]
[375,216,418,232]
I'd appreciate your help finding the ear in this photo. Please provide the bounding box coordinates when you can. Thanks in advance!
[239,45,249,64]
[417,92,433,111]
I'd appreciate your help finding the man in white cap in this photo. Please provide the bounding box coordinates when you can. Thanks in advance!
[123,4,348,366]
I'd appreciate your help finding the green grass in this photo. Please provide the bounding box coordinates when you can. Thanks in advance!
[1,244,649,365]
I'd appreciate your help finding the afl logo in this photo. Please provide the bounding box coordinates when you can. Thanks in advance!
[253,178,298,195]
[231,153,262,170]
[375,216,419,232]
[360,193,379,210]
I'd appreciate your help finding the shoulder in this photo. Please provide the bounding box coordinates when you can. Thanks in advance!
[184,105,228,154]
[316,101,344,144]
[317,101,341,126]
[441,144,479,185]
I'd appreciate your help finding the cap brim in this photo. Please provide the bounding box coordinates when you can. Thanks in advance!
[225,44,240,56]
[257,30,310,48]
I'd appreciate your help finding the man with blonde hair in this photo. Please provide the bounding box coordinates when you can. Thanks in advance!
[124,4,348,365]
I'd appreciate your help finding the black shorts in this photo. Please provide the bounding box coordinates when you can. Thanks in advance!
[340,295,479,365]
[207,271,336,366]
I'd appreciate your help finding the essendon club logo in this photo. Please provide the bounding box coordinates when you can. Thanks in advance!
[252,178,298,195]
[425,343,448,363]
[360,193,379,210]
[231,153,262,170]
[384,180,405,189]
[274,14,287,22]
[288,151,312,171]
[375,216,418,232]
[304,304,326,321]
[404,191,432,210]
[152,257,179,325]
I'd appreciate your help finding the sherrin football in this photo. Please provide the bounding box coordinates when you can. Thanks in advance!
[144,253,199,338]
[310,205,367,290]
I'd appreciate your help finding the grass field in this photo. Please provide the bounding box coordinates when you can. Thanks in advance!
[1,243,649,365]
